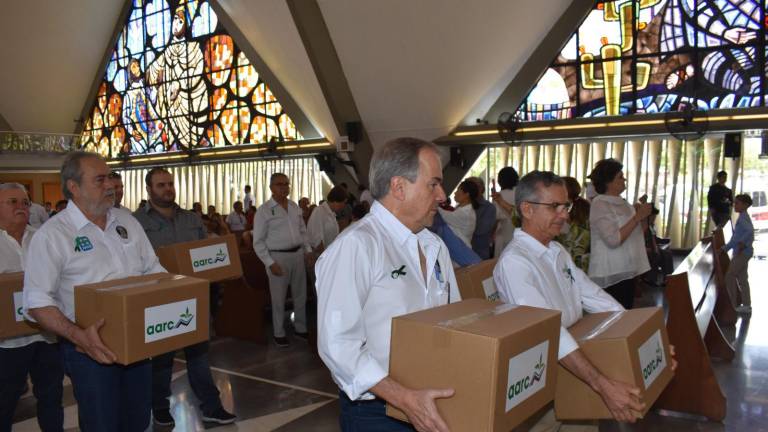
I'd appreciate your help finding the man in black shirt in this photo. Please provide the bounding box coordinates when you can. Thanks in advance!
[708,171,733,227]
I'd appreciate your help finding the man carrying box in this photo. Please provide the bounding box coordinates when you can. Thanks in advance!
[133,167,235,428]
[316,137,460,432]
[0,183,63,432]
[493,171,648,427]
[22,152,165,431]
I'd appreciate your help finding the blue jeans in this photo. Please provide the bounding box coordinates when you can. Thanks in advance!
[339,391,415,432]
[0,341,63,432]
[61,342,151,432]
[152,341,222,415]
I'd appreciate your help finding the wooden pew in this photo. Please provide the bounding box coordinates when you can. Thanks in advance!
[712,222,741,325]
[655,240,731,421]
[213,250,268,343]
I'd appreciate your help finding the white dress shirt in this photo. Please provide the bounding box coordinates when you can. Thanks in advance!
[588,195,650,287]
[226,212,247,231]
[437,204,476,248]
[252,197,310,268]
[493,230,623,360]
[359,189,373,206]
[23,200,165,322]
[0,226,55,348]
[28,202,49,228]
[243,192,254,211]
[306,202,339,249]
[316,201,461,400]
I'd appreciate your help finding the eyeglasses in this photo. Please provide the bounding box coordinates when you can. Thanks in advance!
[525,201,573,213]
[2,198,32,208]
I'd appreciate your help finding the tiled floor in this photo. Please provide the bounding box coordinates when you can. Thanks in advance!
[12,234,768,431]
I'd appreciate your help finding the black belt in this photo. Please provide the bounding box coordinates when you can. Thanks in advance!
[269,245,302,253]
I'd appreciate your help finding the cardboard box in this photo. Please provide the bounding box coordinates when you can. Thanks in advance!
[454,259,501,301]
[386,298,561,431]
[156,234,242,282]
[0,272,40,339]
[75,273,210,365]
[554,307,674,420]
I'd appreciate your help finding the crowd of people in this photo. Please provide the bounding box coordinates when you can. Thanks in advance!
[0,139,755,431]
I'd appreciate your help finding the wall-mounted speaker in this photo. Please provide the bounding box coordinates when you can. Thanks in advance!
[449,147,465,168]
[346,121,363,143]
[315,155,335,174]
[724,132,741,158]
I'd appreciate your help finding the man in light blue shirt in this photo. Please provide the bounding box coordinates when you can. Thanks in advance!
[723,193,755,314]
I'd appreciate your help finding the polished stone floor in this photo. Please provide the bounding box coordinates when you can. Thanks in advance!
[12,235,768,431]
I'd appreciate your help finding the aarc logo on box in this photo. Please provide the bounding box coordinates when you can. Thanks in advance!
[638,330,667,389]
[144,299,197,343]
[189,243,230,273]
[13,291,24,322]
[505,340,549,412]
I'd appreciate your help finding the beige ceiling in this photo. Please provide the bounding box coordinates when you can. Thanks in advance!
[0,0,571,148]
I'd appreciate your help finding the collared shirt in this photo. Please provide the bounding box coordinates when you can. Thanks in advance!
[306,202,339,249]
[243,192,254,211]
[132,203,206,249]
[493,230,623,360]
[28,202,49,228]
[0,226,54,348]
[471,198,496,259]
[23,200,165,322]
[437,205,476,248]
[707,183,733,214]
[316,201,461,400]
[725,212,754,256]
[588,194,650,288]
[252,197,310,267]
[226,212,247,232]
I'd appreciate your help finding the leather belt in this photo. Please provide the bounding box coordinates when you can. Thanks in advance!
[269,245,302,253]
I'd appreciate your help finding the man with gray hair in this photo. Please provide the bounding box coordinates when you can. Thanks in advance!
[252,172,311,347]
[0,182,63,431]
[23,151,165,431]
[466,176,496,259]
[493,171,673,428]
[316,137,460,432]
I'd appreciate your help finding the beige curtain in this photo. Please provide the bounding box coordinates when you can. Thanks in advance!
[119,157,326,214]
[463,136,744,248]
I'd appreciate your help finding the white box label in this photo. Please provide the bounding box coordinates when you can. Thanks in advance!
[505,340,549,412]
[13,291,24,322]
[638,329,667,389]
[144,299,197,343]
[188,243,231,273]
[482,277,500,301]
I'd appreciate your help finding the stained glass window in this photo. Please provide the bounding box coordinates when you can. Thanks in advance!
[80,0,303,158]
[517,0,767,121]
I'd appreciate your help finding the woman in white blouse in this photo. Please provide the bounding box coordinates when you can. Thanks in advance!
[438,179,479,248]
[588,158,653,309]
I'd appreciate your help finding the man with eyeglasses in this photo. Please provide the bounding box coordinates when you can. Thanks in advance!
[252,173,312,347]
[0,183,63,431]
[493,171,652,428]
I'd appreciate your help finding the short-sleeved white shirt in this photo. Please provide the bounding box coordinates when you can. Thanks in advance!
[23,200,166,322]
[0,226,55,348]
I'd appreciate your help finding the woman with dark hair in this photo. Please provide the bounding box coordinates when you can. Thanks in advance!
[492,166,519,257]
[438,179,479,248]
[556,177,591,272]
[587,159,653,309]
